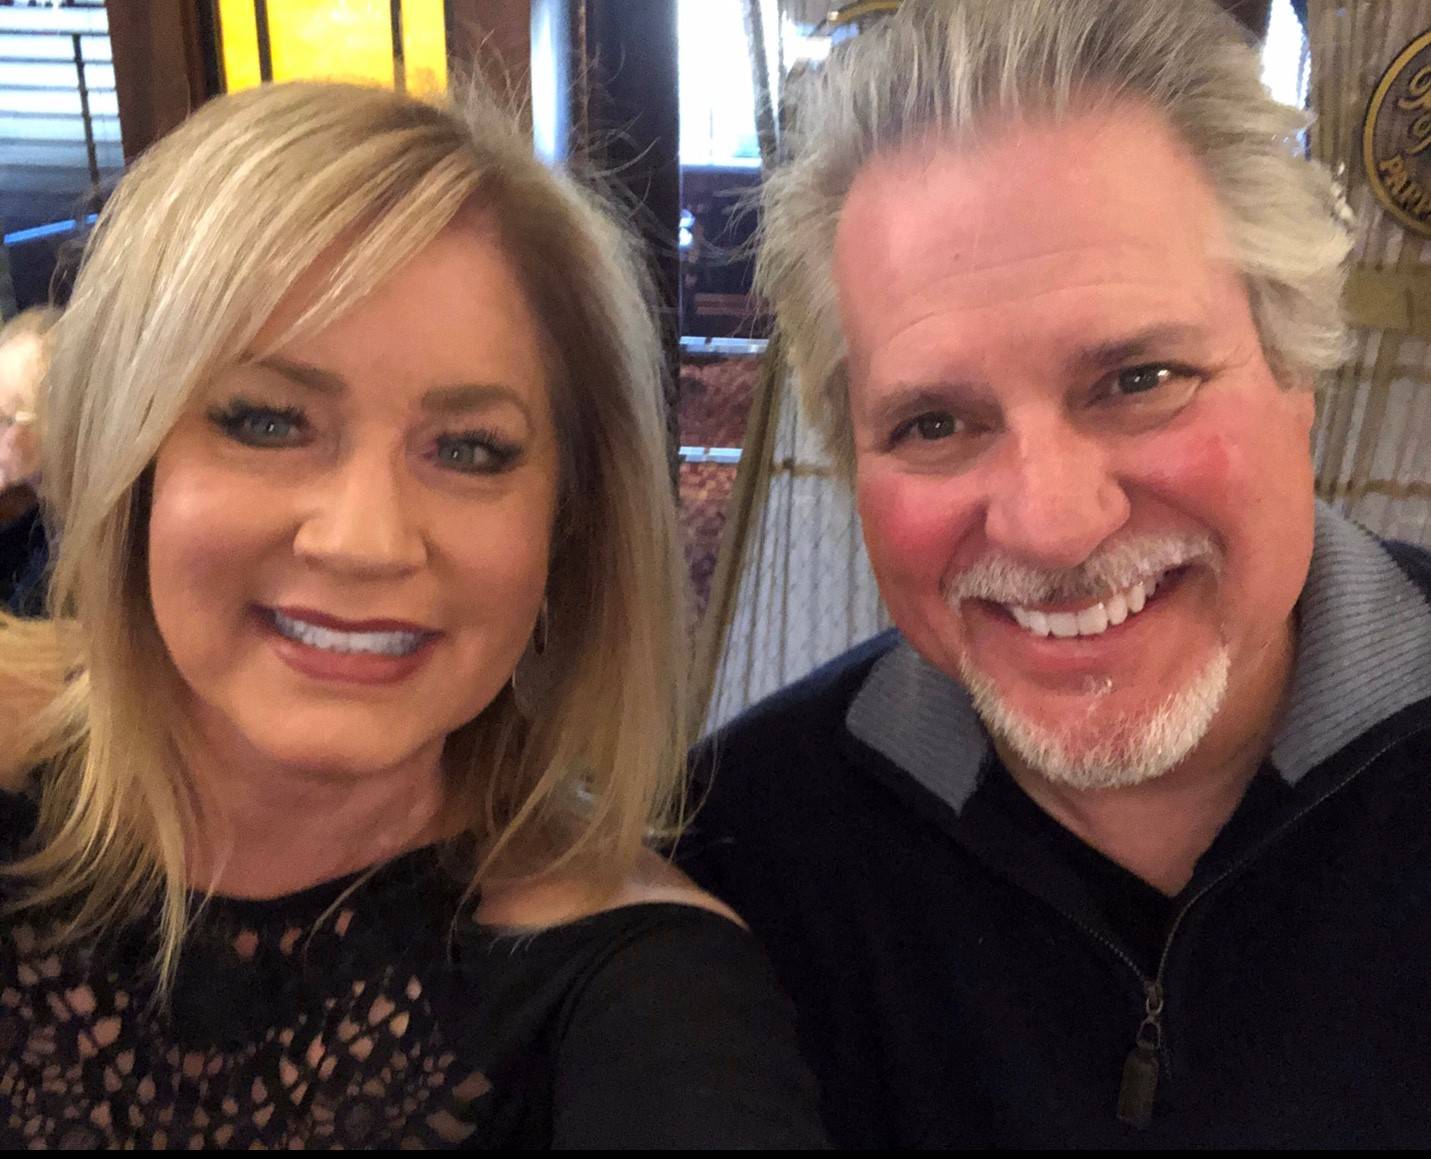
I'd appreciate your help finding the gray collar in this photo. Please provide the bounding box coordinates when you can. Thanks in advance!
[846,503,1431,813]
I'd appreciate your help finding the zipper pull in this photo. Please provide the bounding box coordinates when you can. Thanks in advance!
[1117,981,1164,1129]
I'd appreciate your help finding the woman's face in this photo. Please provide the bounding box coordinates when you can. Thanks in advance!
[148,223,560,778]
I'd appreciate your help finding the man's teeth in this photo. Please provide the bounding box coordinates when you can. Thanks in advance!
[1008,574,1160,639]
[272,611,426,657]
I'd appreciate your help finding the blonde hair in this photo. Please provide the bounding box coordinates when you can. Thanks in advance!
[0,81,686,985]
[759,0,1354,476]
[0,306,62,348]
[0,305,60,421]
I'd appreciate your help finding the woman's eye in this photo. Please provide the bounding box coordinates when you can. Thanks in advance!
[433,432,520,474]
[207,403,307,447]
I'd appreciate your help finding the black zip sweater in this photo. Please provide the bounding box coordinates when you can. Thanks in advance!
[681,516,1431,1148]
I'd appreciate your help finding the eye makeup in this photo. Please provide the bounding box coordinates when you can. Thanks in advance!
[206,398,310,447]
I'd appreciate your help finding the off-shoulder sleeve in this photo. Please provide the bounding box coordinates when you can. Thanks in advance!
[548,904,828,1149]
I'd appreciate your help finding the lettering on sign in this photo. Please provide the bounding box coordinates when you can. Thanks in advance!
[1365,30,1431,236]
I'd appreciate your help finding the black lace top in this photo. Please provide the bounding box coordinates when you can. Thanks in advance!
[0,792,825,1149]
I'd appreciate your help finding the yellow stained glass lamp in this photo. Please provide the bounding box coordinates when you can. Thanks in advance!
[217,0,447,96]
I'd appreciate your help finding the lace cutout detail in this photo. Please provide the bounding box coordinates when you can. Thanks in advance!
[0,873,494,1149]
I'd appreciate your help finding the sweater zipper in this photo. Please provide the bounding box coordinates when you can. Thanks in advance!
[1116,978,1164,1128]
[1112,723,1427,1129]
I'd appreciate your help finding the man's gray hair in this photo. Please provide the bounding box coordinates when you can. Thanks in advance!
[759,0,1353,474]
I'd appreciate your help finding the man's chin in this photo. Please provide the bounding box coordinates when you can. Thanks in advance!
[960,647,1232,791]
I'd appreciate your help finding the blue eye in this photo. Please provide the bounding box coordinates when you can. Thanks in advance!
[207,401,307,447]
[433,431,520,474]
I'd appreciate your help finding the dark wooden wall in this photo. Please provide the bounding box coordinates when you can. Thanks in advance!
[1221,0,1273,37]
[105,0,542,158]
[447,0,532,115]
[580,1,681,365]
[105,0,209,162]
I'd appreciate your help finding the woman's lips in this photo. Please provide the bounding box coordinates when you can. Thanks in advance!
[270,605,438,635]
[256,606,441,686]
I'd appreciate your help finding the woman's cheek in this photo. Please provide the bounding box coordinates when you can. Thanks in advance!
[148,460,285,613]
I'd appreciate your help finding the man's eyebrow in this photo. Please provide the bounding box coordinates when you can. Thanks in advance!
[1071,324,1208,373]
[861,382,986,431]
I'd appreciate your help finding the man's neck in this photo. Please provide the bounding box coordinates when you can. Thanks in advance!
[1003,746,1262,895]
[1000,627,1295,896]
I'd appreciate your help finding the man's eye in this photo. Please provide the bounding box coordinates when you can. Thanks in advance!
[1109,364,1193,397]
[433,431,520,474]
[894,411,963,443]
[207,403,307,447]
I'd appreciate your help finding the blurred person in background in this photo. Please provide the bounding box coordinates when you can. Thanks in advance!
[0,307,58,615]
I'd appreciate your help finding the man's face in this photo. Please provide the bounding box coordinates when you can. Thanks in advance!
[835,105,1317,788]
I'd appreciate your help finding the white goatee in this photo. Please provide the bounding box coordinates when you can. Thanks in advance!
[959,645,1231,790]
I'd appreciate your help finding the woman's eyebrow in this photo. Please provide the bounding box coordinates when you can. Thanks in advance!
[246,362,533,424]
[420,383,534,424]
[252,357,346,396]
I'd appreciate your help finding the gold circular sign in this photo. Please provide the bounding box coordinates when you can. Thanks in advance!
[1365,29,1431,237]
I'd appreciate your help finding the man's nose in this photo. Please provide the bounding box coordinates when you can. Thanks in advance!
[981,420,1131,569]
[292,453,427,578]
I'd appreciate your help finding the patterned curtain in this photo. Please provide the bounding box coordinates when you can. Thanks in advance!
[1307,0,1431,546]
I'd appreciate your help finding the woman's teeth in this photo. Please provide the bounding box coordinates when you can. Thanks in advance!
[1007,574,1160,639]
[271,610,427,657]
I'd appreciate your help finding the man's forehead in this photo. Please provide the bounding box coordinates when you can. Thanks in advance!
[832,104,1242,385]
[836,104,1228,275]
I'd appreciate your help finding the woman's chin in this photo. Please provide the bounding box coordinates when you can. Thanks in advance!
[220,711,450,782]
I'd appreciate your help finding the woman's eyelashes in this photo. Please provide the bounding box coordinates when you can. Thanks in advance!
[430,429,522,475]
[206,399,308,447]
[205,398,524,476]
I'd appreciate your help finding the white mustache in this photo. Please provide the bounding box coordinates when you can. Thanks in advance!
[944,532,1220,607]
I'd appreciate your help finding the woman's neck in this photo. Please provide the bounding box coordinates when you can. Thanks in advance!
[181,706,450,900]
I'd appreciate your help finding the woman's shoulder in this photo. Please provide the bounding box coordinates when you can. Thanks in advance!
[461,852,826,1148]
[475,848,742,933]
[460,849,771,1054]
